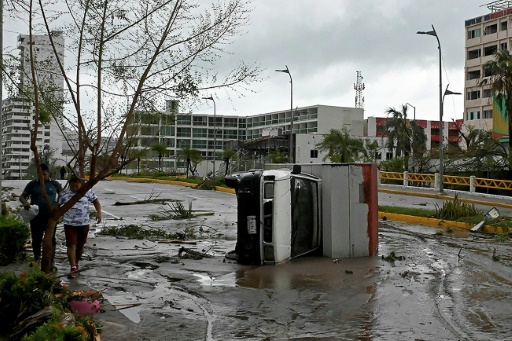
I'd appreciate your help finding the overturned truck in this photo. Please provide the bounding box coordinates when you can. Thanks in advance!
[225,164,379,265]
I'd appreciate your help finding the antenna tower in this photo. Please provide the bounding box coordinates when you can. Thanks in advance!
[354,71,365,109]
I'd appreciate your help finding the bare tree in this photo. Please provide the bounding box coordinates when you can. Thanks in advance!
[6,0,260,273]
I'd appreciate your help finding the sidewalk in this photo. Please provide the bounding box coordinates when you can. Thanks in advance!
[379,184,512,210]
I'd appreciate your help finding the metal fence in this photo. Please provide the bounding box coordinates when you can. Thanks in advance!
[379,171,512,193]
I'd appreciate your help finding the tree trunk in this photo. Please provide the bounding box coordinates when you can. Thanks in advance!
[41,215,59,273]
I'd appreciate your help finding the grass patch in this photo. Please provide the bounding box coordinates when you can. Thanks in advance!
[379,205,436,218]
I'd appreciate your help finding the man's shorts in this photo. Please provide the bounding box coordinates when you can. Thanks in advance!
[64,225,90,246]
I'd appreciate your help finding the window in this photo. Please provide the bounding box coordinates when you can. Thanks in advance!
[501,21,508,31]
[484,45,497,56]
[484,23,498,35]
[482,89,492,98]
[466,90,480,100]
[192,128,207,137]
[192,140,207,149]
[466,111,481,120]
[468,28,481,39]
[223,129,238,139]
[176,139,190,149]
[310,150,318,158]
[176,115,191,125]
[224,118,238,127]
[468,49,481,60]
[467,70,480,80]
[192,116,207,126]
[176,127,191,137]
[385,151,393,160]
[484,68,494,77]
[501,42,508,51]
[483,109,493,119]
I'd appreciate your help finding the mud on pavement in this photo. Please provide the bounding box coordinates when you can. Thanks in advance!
[3,180,512,340]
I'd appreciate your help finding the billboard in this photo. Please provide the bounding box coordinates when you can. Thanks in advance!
[492,95,509,141]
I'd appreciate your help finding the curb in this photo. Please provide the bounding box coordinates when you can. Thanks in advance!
[379,187,512,210]
[378,211,509,233]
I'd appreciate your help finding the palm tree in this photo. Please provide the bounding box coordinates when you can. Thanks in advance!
[360,139,379,162]
[177,148,203,178]
[222,149,237,176]
[384,104,427,170]
[315,127,365,163]
[151,143,168,171]
[447,126,508,175]
[268,149,288,163]
[481,49,512,156]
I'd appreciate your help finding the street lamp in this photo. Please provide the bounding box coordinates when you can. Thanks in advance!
[202,95,216,178]
[417,25,443,192]
[438,85,462,192]
[405,103,416,172]
[276,65,294,163]
[406,103,416,121]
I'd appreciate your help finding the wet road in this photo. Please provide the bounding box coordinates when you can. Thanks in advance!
[2,180,512,340]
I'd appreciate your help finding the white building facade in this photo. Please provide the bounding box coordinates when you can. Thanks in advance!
[464,2,512,147]
[1,32,65,179]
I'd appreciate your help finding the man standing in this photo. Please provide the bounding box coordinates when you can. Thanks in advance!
[19,163,62,268]
[60,166,66,180]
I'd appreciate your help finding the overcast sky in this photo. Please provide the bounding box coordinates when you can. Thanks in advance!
[198,0,488,122]
[3,1,492,122]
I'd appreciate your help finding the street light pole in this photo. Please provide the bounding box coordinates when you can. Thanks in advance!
[417,25,443,193]
[405,103,416,172]
[406,103,416,121]
[276,65,294,163]
[202,96,216,178]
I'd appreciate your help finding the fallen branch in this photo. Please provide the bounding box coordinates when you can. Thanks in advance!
[178,246,213,259]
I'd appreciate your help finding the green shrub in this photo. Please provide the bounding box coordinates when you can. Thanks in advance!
[0,215,30,265]
[435,194,482,221]
[21,316,89,341]
[0,269,68,337]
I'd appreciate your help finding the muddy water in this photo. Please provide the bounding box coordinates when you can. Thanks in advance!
[81,221,512,341]
[4,180,512,340]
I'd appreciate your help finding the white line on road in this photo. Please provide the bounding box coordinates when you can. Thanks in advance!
[102,209,120,220]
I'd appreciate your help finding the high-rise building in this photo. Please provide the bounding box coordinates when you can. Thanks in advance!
[1,31,65,179]
[464,1,512,145]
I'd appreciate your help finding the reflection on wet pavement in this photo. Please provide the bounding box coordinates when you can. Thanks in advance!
[4,180,512,340]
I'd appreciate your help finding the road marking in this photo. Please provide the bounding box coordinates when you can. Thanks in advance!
[102,209,120,220]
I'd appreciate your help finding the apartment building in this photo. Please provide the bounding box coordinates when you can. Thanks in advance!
[129,100,464,174]
[128,102,364,174]
[1,32,65,179]
[464,1,512,145]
